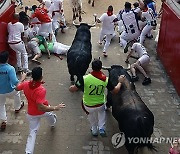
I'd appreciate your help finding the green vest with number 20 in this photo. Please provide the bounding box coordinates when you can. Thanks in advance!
[83,74,108,106]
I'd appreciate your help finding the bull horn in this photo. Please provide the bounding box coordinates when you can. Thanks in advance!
[102,66,111,70]
[72,20,80,26]
[88,15,97,27]
[126,64,131,71]
[93,13,97,22]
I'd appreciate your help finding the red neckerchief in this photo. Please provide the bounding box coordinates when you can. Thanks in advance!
[91,71,106,81]
[11,19,18,24]
[143,7,148,12]
[29,80,45,90]
[107,11,113,16]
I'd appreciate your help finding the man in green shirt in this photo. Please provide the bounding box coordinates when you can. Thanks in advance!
[69,59,125,137]
[28,35,50,65]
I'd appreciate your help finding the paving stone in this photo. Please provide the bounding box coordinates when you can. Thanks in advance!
[1,4,179,154]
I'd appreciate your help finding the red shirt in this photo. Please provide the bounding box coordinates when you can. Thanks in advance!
[17,81,48,115]
[31,8,51,23]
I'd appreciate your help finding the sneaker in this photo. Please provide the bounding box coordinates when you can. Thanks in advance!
[51,114,57,129]
[103,52,108,57]
[98,41,102,45]
[17,67,23,72]
[99,129,107,137]
[131,76,139,82]
[1,122,7,131]
[142,77,151,85]
[146,34,153,39]
[28,53,32,58]
[91,129,98,137]
[15,101,24,113]
[19,5,23,9]
[23,69,32,75]
[31,59,41,65]
[54,28,59,36]
[61,29,65,33]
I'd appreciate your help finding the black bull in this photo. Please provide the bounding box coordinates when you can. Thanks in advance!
[67,23,92,82]
[105,65,156,154]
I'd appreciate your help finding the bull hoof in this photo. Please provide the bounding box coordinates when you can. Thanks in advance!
[88,0,91,4]
[79,16,82,22]
[92,2,94,7]
[71,81,75,85]
[70,76,75,82]
[73,15,76,20]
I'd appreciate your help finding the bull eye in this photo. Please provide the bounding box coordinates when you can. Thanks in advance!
[144,117,147,119]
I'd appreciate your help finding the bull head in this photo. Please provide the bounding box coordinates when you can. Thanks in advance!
[72,16,96,29]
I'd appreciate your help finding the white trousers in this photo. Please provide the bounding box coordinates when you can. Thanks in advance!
[52,12,66,32]
[139,25,154,44]
[120,30,140,49]
[28,25,39,39]
[9,41,28,69]
[38,22,53,37]
[53,42,70,55]
[0,90,22,122]
[84,104,106,132]
[99,31,116,53]
[25,112,57,154]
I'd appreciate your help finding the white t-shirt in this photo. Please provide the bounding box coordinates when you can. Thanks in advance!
[8,22,24,43]
[131,42,147,57]
[119,10,139,34]
[133,7,141,14]
[43,0,52,9]
[99,13,116,35]
[142,8,156,23]
[52,0,62,11]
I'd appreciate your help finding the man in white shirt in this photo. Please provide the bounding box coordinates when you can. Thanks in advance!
[51,0,66,34]
[139,2,157,44]
[37,0,52,10]
[8,13,31,73]
[125,42,151,85]
[118,2,141,53]
[97,5,117,57]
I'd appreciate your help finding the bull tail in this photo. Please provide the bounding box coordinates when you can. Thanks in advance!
[135,116,157,154]
[135,144,157,154]
[74,56,86,83]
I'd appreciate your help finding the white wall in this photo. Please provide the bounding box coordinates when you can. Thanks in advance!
[0,0,11,15]
[166,0,180,16]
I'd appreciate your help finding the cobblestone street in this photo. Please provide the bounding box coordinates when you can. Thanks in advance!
[0,24,179,154]
[0,0,180,153]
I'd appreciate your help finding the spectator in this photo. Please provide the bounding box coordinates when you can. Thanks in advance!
[0,51,25,131]
[69,59,125,137]
[125,42,151,85]
[15,67,65,154]
[169,139,180,154]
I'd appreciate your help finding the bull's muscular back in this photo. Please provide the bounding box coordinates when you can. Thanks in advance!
[74,26,91,42]
[108,65,155,153]
[67,23,92,80]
